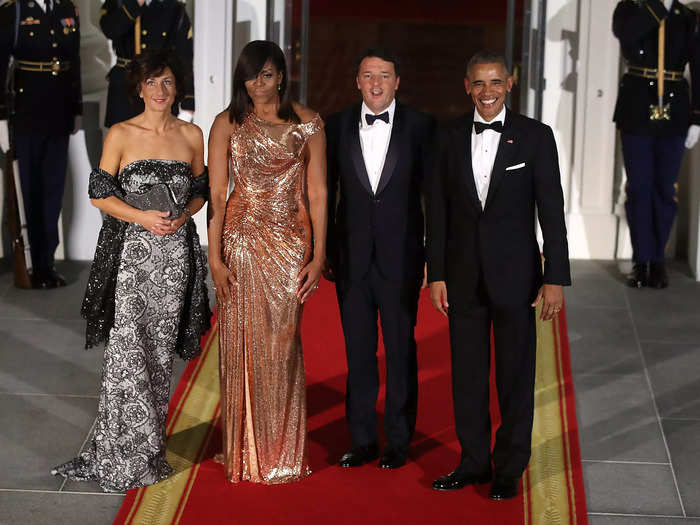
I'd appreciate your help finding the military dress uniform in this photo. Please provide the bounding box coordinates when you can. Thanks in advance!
[0,0,82,288]
[99,0,194,127]
[613,0,700,287]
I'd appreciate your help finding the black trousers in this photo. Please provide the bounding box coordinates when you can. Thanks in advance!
[14,134,70,272]
[620,133,686,263]
[336,262,421,448]
[447,278,536,479]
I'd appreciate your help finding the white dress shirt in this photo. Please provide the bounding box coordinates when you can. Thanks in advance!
[471,105,506,209]
[359,99,395,194]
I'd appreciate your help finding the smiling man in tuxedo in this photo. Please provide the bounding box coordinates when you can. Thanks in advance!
[325,48,434,470]
[426,50,570,499]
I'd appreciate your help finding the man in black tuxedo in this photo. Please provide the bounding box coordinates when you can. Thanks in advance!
[427,50,570,499]
[325,48,434,470]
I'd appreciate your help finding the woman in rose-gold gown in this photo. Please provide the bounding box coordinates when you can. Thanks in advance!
[207,41,326,484]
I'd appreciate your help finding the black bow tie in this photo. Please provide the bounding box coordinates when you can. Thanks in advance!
[474,121,504,134]
[365,112,390,125]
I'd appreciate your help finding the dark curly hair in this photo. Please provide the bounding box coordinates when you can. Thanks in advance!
[125,49,187,108]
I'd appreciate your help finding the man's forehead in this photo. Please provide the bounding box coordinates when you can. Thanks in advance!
[468,62,508,80]
[359,57,395,72]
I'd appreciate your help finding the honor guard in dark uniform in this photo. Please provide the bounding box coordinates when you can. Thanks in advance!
[0,0,82,288]
[99,0,194,127]
[613,0,700,288]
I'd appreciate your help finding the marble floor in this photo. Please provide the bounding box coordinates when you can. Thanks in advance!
[1,259,699,524]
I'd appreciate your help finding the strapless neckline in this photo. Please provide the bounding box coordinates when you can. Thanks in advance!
[120,159,191,173]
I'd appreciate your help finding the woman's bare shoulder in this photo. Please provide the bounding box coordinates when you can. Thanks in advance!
[177,120,204,144]
[292,103,319,124]
[210,110,238,137]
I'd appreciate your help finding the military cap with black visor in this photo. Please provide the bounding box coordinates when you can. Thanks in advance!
[0,0,82,289]
[99,0,194,127]
[613,0,700,289]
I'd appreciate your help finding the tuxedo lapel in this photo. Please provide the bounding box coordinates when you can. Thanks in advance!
[375,103,402,195]
[484,109,520,211]
[348,105,374,195]
[458,113,481,210]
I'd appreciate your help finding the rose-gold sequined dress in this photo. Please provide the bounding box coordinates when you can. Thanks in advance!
[217,112,323,484]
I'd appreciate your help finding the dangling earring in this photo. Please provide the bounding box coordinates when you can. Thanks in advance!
[277,84,282,93]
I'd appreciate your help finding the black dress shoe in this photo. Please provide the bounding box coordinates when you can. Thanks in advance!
[31,270,55,290]
[339,443,379,467]
[489,476,520,500]
[378,446,407,469]
[648,262,668,289]
[626,262,649,288]
[432,469,492,491]
[47,267,67,287]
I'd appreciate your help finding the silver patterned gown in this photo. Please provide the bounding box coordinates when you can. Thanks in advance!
[53,160,207,493]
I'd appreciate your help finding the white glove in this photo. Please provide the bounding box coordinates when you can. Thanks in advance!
[72,115,82,135]
[0,120,9,153]
[177,109,194,123]
[685,124,700,149]
[664,0,673,10]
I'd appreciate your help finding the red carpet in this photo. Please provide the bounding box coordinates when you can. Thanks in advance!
[114,280,587,525]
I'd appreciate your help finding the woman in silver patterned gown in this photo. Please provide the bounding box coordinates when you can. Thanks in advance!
[52,50,211,493]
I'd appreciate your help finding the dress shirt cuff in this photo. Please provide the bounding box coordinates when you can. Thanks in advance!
[644,0,668,23]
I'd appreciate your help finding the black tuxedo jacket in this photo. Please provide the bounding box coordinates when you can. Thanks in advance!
[427,109,571,310]
[326,102,435,283]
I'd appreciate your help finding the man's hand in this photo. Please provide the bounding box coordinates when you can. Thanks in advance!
[0,120,9,153]
[429,281,449,316]
[531,284,563,321]
[685,125,700,149]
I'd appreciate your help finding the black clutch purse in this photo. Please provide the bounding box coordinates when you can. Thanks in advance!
[123,183,182,219]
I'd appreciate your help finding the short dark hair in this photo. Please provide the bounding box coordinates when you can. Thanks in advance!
[466,50,510,78]
[355,47,400,77]
[125,49,187,107]
[228,40,299,125]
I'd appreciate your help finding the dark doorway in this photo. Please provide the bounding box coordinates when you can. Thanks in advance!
[289,0,526,120]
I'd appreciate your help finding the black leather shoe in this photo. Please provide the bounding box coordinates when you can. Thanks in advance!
[432,469,492,491]
[31,270,55,290]
[378,446,407,469]
[47,267,67,288]
[626,262,649,288]
[648,262,668,289]
[489,476,520,500]
[339,443,379,467]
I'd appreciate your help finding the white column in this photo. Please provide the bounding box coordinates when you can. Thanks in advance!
[60,0,110,260]
[685,145,700,279]
[543,0,620,259]
[237,0,267,42]
[192,0,237,239]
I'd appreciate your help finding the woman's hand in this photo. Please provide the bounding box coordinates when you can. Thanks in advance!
[138,210,172,235]
[297,258,323,303]
[162,213,188,235]
[211,260,237,303]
